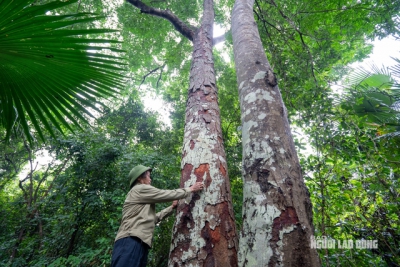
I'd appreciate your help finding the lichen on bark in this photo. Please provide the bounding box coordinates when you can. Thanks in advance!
[169,0,238,266]
[232,0,321,266]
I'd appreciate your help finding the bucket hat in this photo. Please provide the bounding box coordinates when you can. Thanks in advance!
[129,165,152,188]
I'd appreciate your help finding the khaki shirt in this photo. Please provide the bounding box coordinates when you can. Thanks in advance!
[114,184,191,247]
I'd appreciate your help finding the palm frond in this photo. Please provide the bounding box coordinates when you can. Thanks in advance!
[389,57,400,92]
[339,56,400,137]
[345,64,393,90]
[0,0,126,143]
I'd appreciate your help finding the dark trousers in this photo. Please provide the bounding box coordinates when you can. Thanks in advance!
[111,236,149,267]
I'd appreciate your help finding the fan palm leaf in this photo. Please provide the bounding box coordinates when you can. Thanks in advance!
[0,0,126,143]
[345,63,393,89]
[389,57,400,91]
[340,59,400,138]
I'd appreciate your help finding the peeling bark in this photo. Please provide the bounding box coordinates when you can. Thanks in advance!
[232,0,320,266]
[169,0,238,266]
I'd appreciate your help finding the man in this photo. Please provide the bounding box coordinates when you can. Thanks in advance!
[111,165,204,267]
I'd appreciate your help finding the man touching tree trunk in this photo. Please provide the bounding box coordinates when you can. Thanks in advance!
[111,165,204,267]
[125,0,238,266]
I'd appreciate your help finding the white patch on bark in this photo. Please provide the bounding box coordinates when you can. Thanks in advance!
[251,71,266,83]
[239,80,246,89]
[239,180,281,266]
[259,89,274,102]
[279,148,285,154]
[243,126,275,166]
[241,108,252,120]
[242,120,258,146]
[244,92,257,104]
[182,155,222,204]
[277,224,296,248]
[173,232,203,263]
[268,180,278,187]
[172,108,229,264]
[258,113,267,120]
[244,89,274,104]
[271,225,296,265]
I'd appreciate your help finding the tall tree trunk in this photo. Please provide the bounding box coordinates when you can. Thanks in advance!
[169,0,238,266]
[231,1,320,266]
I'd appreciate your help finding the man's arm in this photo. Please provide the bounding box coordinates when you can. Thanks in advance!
[155,200,179,223]
[155,206,173,223]
[138,186,191,204]
[137,182,204,204]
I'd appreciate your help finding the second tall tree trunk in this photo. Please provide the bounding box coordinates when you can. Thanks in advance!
[232,0,321,266]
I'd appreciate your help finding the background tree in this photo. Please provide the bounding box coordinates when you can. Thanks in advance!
[302,61,400,266]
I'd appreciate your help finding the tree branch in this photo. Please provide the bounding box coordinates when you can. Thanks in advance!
[126,0,196,41]
[156,64,165,88]
[298,32,318,85]
[268,0,318,84]
[4,154,19,174]
[34,163,52,204]
[40,156,72,201]
[139,64,166,88]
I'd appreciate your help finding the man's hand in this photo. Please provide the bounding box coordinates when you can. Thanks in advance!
[172,183,204,209]
[189,182,204,192]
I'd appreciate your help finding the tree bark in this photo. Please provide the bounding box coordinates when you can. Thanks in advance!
[168,0,238,266]
[231,0,321,266]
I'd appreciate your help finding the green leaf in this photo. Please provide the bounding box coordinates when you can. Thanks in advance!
[0,0,126,143]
